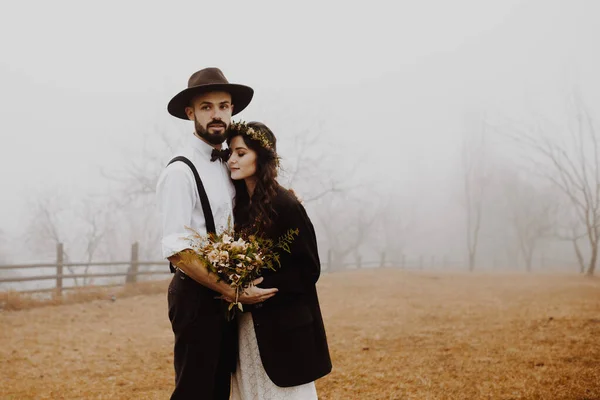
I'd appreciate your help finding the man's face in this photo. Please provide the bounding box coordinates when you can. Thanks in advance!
[185,91,233,145]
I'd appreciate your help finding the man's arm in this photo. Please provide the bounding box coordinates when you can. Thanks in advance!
[168,249,236,297]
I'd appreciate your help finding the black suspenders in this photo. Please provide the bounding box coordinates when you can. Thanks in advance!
[166,156,217,273]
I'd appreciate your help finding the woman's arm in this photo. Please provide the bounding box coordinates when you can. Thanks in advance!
[259,200,321,294]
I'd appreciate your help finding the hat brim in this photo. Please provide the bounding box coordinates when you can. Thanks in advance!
[167,83,254,120]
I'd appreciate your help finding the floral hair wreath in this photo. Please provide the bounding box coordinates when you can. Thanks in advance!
[228,120,281,167]
[228,121,273,150]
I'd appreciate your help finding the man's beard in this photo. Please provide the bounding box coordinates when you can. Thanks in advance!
[195,118,227,145]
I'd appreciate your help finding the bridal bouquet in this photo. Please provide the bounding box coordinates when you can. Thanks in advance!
[181,219,298,319]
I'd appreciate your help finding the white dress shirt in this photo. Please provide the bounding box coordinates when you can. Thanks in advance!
[156,134,235,259]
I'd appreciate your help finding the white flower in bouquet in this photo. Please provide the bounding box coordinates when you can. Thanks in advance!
[221,234,233,244]
[230,238,248,252]
[218,250,229,265]
[207,249,220,265]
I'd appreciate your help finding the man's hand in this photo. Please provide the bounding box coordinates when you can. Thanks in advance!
[236,277,278,304]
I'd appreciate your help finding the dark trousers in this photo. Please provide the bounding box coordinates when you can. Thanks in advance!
[168,271,237,400]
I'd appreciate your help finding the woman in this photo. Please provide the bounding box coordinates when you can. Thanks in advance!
[226,121,332,400]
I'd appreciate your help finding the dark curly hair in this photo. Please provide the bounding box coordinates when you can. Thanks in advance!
[226,121,280,233]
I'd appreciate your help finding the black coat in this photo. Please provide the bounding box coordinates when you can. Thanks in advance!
[240,186,332,387]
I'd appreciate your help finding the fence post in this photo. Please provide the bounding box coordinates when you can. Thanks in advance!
[380,251,386,268]
[356,254,362,269]
[127,242,139,284]
[56,243,64,297]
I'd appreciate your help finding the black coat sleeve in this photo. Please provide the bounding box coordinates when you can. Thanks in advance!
[259,198,321,295]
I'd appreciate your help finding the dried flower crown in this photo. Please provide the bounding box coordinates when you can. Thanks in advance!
[228,121,273,150]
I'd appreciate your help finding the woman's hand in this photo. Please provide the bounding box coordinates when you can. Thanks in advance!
[237,277,278,304]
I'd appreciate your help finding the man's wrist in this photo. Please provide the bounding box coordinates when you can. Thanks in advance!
[222,285,235,299]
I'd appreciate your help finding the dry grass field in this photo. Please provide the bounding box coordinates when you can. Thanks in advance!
[1,269,599,399]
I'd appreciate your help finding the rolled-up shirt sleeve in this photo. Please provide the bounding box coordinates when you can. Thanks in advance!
[156,163,204,259]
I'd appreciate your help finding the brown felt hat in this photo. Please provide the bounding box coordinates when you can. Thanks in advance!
[167,67,254,120]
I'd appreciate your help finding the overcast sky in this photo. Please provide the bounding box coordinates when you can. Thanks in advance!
[1,0,599,248]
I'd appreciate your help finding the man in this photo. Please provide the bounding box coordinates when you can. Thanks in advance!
[157,67,278,400]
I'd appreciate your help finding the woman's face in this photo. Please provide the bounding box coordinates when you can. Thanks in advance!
[228,135,257,180]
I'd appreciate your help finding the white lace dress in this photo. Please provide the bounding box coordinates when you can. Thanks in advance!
[230,312,318,400]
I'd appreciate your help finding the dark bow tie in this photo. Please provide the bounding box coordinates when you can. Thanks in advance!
[211,148,231,162]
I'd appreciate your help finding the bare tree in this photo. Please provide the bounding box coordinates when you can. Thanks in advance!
[26,194,113,286]
[277,120,358,204]
[314,195,379,270]
[462,116,489,272]
[501,171,556,271]
[371,195,414,268]
[26,195,81,284]
[502,90,599,276]
[77,200,111,285]
[101,125,181,207]
[27,195,71,256]
[554,205,587,273]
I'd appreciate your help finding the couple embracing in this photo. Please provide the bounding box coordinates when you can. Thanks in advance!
[156,67,332,399]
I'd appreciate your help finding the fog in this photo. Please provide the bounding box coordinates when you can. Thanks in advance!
[1,0,600,283]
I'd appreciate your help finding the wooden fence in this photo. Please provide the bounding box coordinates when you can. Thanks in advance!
[0,243,169,295]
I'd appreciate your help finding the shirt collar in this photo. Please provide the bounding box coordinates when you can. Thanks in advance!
[188,133,217,159]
